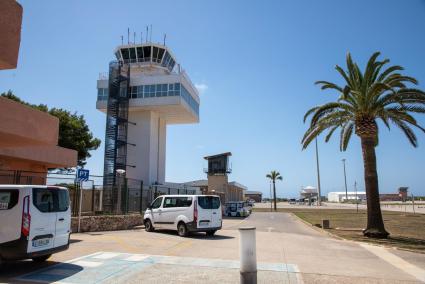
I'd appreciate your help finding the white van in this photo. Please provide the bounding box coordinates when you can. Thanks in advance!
[0,185,71,262]
[143,195,222,237]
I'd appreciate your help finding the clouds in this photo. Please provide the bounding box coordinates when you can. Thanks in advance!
[195,83,208,94]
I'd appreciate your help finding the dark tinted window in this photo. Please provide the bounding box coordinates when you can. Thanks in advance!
[0,189,19,210]
[136,47,143,60]
[151,197,163,209]
[121,48,130,60]
[164,197,192,208]
[33,188,69,213]
[198,196,220,209]
[129,48,136,59]
[143,46,151,59]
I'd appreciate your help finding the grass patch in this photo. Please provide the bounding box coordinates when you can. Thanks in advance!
[253,207,425,252]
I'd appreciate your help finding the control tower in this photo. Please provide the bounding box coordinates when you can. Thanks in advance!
[96,42,200,212]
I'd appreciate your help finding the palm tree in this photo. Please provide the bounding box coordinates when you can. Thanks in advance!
[302,52,425,238]
[266,171,283,211]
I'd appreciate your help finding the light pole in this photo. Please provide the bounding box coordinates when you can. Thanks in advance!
[342,159,348,201]
[116,169,126,214]
[315,138,322,206]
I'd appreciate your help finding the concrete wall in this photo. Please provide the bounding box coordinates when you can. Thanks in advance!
[126,111,166,185]
[0,97,77,177]
[0,0,22,70]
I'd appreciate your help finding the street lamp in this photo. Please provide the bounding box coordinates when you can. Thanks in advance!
[342,159,348,201]
[116,169,126,214]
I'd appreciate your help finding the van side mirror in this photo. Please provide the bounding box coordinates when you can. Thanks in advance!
[147,205,152,210]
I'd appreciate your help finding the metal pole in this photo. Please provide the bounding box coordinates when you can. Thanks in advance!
[342,159,348,201]
[140,181,143,213]
[117,175,121,214]
[77,181,83,233]
[412,194,415,214]
[354,181,358,213]
[315,138,322,206]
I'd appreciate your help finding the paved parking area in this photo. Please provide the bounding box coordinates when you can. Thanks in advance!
[15,251,299,283]
[2,212,425,283]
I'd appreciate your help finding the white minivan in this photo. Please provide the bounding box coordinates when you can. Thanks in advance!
[0,185,71,262]
[143,195,222,237]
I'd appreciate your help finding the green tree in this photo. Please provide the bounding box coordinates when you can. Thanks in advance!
[266,170,283,211]
[1,91,101,167]
[302,52,425,238]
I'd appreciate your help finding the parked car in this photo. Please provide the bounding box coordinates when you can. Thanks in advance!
[0,185,71,263]
[224,201,250,217]
[289,198,297,204]
[143,195,222,237]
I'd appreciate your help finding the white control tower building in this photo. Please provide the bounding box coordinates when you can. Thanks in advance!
[96,42,199,211]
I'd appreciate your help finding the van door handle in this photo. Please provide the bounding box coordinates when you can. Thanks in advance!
[58,218,64,221]
[213,212,217,214]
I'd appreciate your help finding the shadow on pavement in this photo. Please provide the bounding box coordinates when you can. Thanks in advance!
[152,229,234,240]
[0,260,83,283]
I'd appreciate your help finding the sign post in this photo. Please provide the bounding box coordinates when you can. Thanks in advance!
[76,169,89,233]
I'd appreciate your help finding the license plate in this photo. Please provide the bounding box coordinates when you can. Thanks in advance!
[199,221,210,226]
[32,238,50,247]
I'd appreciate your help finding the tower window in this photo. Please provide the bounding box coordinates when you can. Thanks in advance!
[143,46,151,62]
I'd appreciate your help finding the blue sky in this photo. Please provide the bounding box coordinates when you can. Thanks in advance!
[1,0,425,197]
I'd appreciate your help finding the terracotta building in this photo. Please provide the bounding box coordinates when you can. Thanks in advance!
[0,0,23,70]
[0,97,78,184]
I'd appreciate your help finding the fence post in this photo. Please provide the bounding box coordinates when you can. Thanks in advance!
[124,178,128,214]
[140,181,144,213]
[91,184,95,213]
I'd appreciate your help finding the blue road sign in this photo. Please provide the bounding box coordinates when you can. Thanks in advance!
[77,169,90,182]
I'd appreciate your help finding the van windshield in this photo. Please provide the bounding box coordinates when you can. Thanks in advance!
[0,189,19,210]
[198,196,220,209]
[33,187,69,213]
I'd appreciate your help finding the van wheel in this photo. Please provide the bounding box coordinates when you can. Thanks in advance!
[177,222,188,237]
[144,219,154,232]
[32,254,51,262]
[206,230,216,237]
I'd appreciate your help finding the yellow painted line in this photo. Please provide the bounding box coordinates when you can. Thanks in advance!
[360,243,425,282]
[166,240,193,256]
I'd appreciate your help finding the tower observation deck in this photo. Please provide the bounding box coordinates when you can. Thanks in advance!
[97,42,200,212]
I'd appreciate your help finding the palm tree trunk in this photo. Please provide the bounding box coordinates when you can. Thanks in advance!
[273,181,277,211]
[361,136,389,238]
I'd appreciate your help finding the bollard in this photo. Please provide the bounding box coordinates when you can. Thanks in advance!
[239,227,257,284]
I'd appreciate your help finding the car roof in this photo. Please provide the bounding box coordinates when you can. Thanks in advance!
[157,194,220,198]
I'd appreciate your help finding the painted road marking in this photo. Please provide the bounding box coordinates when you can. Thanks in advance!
[92,252,120,259]
[15,252,300,283]
[73,260,103,268]
[360,243,425,282]
[124,254,149,262]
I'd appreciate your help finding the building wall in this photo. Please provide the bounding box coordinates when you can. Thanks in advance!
[0,97,77,177]
[0,0,22,70]
[245,193,262,202]
[126,111,166,185]
[207,175,229,202]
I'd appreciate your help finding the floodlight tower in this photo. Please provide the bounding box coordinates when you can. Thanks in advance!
[96,41,200,212]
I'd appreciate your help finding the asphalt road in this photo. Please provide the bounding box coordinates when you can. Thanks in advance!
[224,211,317,235]
[1,212,425,283]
